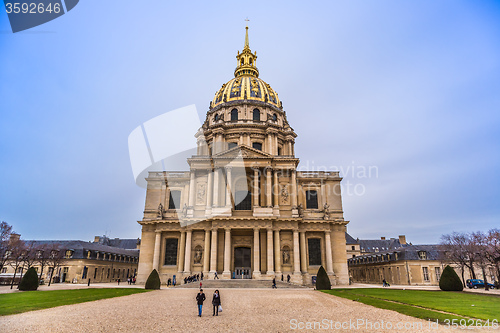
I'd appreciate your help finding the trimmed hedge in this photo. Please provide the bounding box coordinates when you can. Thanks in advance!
[19,267,39,291]
[145,269,161,290]
[316,265,331,290]
[439,265,463,291]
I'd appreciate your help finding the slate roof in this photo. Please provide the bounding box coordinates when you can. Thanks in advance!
[345,233,358,245]
[359,238,406,253]
[348,244,445,265]
[94,236,140,249]
[27,240,139,259]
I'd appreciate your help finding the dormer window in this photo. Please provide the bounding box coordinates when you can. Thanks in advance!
[418,251,427,260]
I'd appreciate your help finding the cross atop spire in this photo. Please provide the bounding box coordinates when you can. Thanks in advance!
[244,18,250,49]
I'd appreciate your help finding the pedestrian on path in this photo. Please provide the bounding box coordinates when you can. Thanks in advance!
[272,277,277,289]
[212,290,221,316]
[196,289,206,317]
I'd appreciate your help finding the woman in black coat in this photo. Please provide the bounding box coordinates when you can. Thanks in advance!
[212,289,221,316]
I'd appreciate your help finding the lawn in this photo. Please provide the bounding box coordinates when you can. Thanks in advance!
[322,289,500,325]
[0,288,150,316]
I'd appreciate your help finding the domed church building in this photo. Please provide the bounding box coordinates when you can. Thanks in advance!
[137,27,349,286]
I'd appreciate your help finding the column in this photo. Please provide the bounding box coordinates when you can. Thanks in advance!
[210,228,218,273]
[293,230,300,274]
[188,171,196,207]
[178,231,186,272]
[266,229,274,275]
[223,228,231,276]
[184,230,192,273]
[206,170,213,210]
[253,228,260,275]
[203,229,210,273]
[291,169,297,207]
[300,231,307,273]
[274,229,281,274]
[273,170,279,207]
[324,230,334,275]
[152,231,161,271]
[225,166,232,209]
[213,168,219,207]
[266,168,272,207]
[253,168,259,207]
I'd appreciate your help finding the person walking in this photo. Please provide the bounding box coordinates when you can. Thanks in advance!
[212,289,221,316]
[287,274,291,283]
[196,289,206,317]
[214,272,219,279]
[272,277,277,289]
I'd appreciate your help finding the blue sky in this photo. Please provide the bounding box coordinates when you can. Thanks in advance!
[1,1,499,244]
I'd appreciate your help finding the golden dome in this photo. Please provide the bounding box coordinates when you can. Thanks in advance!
[211,26,281,108]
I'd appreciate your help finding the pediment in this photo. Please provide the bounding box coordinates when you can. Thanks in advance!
[212,145,271,159]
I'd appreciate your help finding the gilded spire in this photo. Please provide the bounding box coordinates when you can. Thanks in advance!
[244,25,249,49]
[235,24,259,78]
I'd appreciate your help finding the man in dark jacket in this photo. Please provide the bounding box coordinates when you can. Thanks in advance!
[196,289,206,317]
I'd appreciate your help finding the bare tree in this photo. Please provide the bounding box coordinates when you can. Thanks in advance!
[22,241,39,269]
[46,244,65,287]
[8,236,26,289]
[486,229,500,285]
[471,231,491,291]
[0,221,13,271]
[35,243,51,284]
[441,232,469,286]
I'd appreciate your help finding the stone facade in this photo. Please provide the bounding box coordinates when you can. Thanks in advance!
[136,27,349,286]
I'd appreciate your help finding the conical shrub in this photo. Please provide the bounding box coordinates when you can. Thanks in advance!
[315,265,331,290]
[19,267,39,291]
[439,265,463,291]
[145,269,161,290]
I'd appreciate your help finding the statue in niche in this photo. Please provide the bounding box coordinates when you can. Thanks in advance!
[193,247,202,264]
[323,202,330,220]
[282,248,290,264]
[280,185,289,203]
[157,203,163,219]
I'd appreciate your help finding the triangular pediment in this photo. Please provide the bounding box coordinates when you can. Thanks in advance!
[212,145,271,159]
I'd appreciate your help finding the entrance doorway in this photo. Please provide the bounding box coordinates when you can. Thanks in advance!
[234,247,251,279]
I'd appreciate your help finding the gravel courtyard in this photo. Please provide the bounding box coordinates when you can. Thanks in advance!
[0,288,482,332]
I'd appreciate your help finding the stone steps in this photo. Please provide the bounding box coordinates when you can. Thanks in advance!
[173,279,307,289]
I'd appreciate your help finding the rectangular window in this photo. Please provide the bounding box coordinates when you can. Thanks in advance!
[164,238,179,265]
[82,266,88,279]
[422,267,429,281]
[168,190,181,210]
[1,267,7,273]
[308,238,321,266]
[107,268,110,279]
[252,142,262,151]
[228,142,238,150]
[435,267,441,281]
[306,190,318,209]
[94,268,98,279]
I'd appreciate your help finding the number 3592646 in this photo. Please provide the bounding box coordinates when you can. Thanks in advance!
[5,2,61,14]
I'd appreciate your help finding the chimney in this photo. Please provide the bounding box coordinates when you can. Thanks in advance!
[9,233,20,242]
[381,237,386,240]
[399,235,406,245]
[94,236,100,243]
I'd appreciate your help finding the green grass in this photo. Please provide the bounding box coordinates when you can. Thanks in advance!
[0,288,150,316]
[322,289,500,325]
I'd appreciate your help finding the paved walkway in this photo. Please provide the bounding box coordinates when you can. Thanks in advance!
[0,287,484,332]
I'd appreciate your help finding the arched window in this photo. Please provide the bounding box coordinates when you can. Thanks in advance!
[231,109,238,121]
[214,114,219,122]
[253,109,260,121]
[273,113,278,122]
[252,142,262,151]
